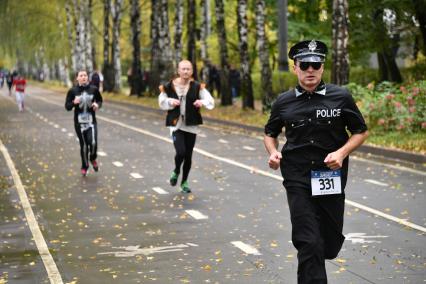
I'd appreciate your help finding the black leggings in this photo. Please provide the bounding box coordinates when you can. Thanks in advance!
[172,130,196,184]
[75,123,98,170]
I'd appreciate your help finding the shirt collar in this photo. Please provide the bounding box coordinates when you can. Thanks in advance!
[295,81,326,97]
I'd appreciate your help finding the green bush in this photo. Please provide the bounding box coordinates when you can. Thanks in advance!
[347,80,426,133]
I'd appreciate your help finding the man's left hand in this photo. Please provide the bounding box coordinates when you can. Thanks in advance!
[324,151,345,170]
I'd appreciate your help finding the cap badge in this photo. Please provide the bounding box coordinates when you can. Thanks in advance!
[308,40,317,52]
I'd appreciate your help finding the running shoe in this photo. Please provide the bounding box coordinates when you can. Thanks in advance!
[91,160,99,172]
[169,171,178,186]
[180,181,191,193]
[81,168,87,176]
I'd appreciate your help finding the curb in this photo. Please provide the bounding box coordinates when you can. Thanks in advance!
[110,100,426,165]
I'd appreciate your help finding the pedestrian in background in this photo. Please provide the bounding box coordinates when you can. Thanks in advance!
[13,74,26,112]
[65,70,103,176]
[158,60,214,193]
[264,40,368,283]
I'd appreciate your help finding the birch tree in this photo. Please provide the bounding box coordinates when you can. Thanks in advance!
[200,0,210,61]
[255,0,274,111]
[331,0,349,85]
[111,0,124,92]
[237,0,254,109]
[214,0,232,106]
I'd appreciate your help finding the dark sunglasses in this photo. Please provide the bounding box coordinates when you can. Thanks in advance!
[299,62,322,71]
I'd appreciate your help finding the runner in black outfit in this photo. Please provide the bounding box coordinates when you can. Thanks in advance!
[264,40,368,283]
[65,70,103,176]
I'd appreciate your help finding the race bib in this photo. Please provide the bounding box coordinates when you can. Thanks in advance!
[311,170,342,196]
[78,112,93,124]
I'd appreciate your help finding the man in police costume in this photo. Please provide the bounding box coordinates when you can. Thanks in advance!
[264,40,368,283]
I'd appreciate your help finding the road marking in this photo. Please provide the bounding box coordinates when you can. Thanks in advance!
[185,210,208,220]
[98,243,198,258]
[113,161,123,167]
[98,151,107,157]
[198,133,207,138]
[130,173,143,179]
[218,139,229,144]
[152,187,169,194]
[231,241,261,255]
[67,133,74,137]
[61,128,67,132]
[0,139,64,284]
[364,179,388,187]
[345,233,388,244]
[28,95,426,234]
[243,146,256,151]
[352,156,426,176]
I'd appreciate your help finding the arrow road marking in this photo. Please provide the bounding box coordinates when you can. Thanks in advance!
[98,243,198,258]
[345,233,388,244]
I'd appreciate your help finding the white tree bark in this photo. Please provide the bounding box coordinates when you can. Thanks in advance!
[200,0,210,60]
[65,0,77,72]
[111,0,124,91]
[255,0,274,111]
[331,0,349,85]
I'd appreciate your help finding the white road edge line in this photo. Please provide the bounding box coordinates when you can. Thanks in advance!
[231,241,261,255]
[26,95,426,234]
[0,139,64,284]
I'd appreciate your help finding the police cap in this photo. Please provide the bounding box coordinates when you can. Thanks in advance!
[288,40,328,63]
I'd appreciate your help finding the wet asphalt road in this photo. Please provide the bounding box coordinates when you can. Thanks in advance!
[0,86,425,284]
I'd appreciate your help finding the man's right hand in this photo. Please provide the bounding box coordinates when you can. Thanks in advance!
[268,151,282,170]
[73,97,81,104]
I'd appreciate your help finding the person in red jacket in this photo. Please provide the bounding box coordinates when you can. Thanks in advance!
[13,75,26,112]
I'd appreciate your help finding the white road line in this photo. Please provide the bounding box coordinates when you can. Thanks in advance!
[198,133,207,138]
[27,95,426,234]
[352,156,426,176]
[364,179,389,187]
[231,241,261,255]
[218,139,229,144]
[185,210,208,220]
[96,115,426,233]
[0,139,64,284]
[67,133,74,137]
[61,128,67,132]
[98,151,107,157]
[130,173,143,179]
[152,187,169,194]
[113,161,123,167]
[243,146,256,151]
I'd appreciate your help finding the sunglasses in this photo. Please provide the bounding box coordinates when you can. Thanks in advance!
[298,62,322,71]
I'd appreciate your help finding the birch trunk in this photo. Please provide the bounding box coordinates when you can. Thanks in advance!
[174,0,184,66]
[200,0,209,61]
[214,0,232,105]
[111,0,124,92]
[65,0,76,73]
[255,0,274,112]
[331,0,349,85]
[187,0,198,79]
[83,0,93,73]
[130,0,143,96]
[237,0,254,109]
[159,0,174,82]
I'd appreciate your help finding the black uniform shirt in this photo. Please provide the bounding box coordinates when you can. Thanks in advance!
[264,81,367,188]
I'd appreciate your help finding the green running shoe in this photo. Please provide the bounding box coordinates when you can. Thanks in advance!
[180,181,191,193]
[169,171,178,186]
